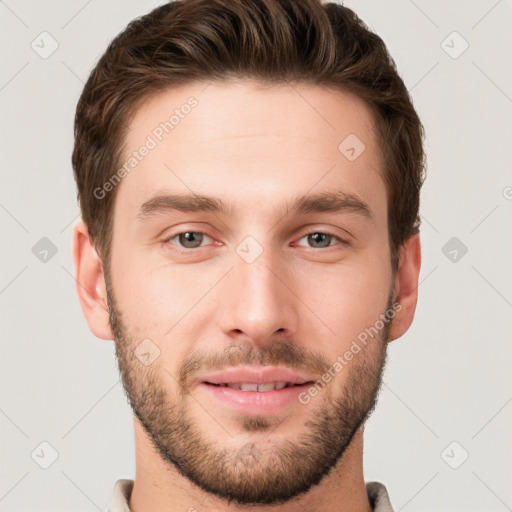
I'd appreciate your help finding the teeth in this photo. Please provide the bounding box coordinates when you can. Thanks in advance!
[240,383,259,391]
[257,382,278,392]
[223,381,291,392]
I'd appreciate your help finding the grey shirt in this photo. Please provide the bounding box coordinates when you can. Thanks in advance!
[107,479,395,511]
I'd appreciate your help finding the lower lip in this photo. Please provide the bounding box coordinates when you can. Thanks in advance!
[199,383,311,415]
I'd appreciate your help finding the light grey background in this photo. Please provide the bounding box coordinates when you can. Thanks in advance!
[1,0,511,510]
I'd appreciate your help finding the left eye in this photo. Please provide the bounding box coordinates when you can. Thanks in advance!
[295,232,345,249]
[165,231,345,251]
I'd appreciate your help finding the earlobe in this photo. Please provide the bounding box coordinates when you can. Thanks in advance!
[388,232,422,342]
[72,221,114,341]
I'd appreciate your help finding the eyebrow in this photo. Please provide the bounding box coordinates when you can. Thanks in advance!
[137,190,374,222]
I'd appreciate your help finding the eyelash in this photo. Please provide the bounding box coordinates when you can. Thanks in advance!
[163,229,349,254]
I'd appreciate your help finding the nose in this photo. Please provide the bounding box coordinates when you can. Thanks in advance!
[218,244,299,347]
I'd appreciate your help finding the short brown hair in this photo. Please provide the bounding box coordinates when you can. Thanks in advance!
[72,0,425,274]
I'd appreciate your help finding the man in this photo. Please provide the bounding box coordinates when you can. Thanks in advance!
[71,0,424,510]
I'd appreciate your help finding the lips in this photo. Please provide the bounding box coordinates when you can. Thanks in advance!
[199,366,315,390]
[198,367,316,415]
[209,382,300,391]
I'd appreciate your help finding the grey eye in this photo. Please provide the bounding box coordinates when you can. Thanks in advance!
[307,233,333,248]
[295,232,340,249]
[176,232,206,249]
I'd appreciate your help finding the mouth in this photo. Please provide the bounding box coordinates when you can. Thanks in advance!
[197,367,316,415]
[204,381,312,391]
[198,366,315,388]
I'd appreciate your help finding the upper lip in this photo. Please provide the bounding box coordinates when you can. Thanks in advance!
[199,366,315,386]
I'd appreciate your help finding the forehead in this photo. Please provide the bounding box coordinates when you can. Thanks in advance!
[114,80,386,225]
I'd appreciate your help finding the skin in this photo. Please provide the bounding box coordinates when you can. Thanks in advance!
[73,80,421,512]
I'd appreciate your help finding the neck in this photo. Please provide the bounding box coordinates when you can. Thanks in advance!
[129,416,372,512]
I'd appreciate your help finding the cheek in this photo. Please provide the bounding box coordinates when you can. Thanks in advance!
[111,251,213,342]
[292,253,392,352]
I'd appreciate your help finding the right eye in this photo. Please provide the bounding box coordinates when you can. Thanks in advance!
[163,231,215,252]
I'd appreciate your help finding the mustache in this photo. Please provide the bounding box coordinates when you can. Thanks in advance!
[178,340,332,391]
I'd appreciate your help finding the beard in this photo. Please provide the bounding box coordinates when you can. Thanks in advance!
[106,272,391,506]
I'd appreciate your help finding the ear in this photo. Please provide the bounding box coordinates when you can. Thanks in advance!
[389,232,422,342]
[72,221,114,340]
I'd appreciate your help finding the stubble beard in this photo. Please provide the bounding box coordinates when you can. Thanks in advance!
[106,273,391,506]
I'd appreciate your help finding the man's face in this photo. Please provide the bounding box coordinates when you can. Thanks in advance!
[106,80,395,505]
